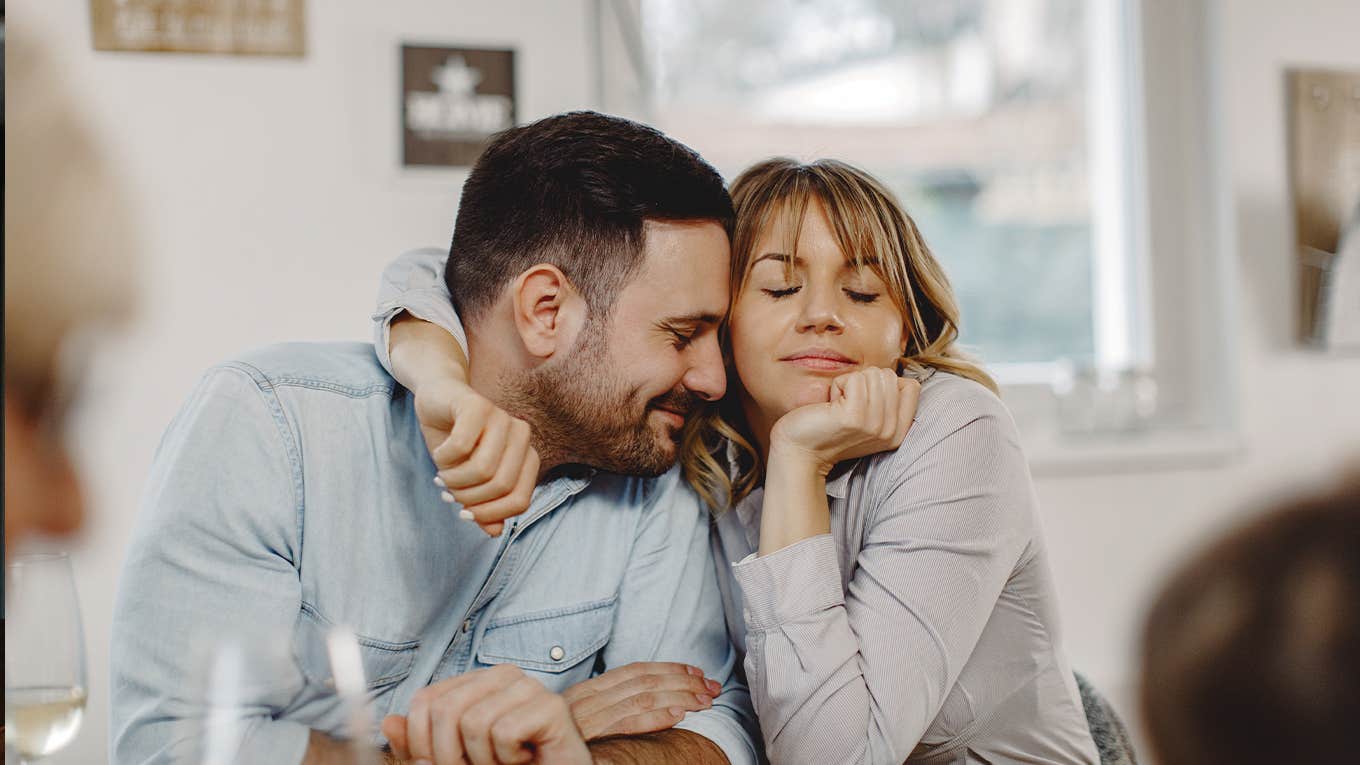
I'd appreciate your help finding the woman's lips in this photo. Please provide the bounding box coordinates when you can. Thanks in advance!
[780,351,857,372]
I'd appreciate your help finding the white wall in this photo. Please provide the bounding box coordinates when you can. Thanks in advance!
[1033,0,1360,746]
[10,2,596,762]
[9,1,1360,763]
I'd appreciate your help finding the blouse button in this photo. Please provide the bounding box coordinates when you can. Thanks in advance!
[549,645,566,662]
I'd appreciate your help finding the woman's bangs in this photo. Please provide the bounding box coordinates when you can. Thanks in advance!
[738,184,813,288]
[818,183,913,318]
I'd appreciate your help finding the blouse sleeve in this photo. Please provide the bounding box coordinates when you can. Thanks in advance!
[732,389,1033,764]
[370,247,468,377]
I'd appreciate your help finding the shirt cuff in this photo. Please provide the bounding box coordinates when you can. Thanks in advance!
[673,706,761,765]
[731,534,844,631]
[371,288,469,378]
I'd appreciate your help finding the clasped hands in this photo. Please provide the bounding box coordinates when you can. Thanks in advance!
[381,661,721,764]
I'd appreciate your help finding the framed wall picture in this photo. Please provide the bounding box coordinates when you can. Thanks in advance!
[90,0,306,57]
[1287,68,1360,346]
[402,45,516,168]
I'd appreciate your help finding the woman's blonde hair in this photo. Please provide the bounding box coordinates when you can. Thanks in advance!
[680,157,996,512]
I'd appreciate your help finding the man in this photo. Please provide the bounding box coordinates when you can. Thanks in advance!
[110,112,757,764]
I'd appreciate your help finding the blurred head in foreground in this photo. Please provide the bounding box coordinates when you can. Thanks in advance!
[3,28,137,558]
[1140,473,1360,765]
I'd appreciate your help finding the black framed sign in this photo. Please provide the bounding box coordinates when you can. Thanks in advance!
[402,45,516,168]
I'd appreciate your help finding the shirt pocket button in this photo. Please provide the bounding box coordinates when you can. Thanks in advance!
[549,645,565,662]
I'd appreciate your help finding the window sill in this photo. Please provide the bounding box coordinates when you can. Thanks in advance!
[1021,426,1244,477]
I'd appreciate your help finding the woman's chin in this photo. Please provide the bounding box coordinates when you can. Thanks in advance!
[786,380,832,409]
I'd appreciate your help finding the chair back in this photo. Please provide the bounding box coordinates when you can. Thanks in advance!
[1075,671,1138,765]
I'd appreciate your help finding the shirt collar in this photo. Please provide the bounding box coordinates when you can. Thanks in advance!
[511,465,597,535]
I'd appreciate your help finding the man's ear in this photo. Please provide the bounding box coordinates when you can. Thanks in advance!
[511,264,586,359]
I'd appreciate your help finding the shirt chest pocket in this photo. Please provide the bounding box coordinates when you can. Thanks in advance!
[477,596,617,674]
[293,604,420,693]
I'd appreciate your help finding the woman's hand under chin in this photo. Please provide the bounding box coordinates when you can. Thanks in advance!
[768,367,921,477]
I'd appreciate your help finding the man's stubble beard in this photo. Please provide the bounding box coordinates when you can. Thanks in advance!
[500,323,677,477]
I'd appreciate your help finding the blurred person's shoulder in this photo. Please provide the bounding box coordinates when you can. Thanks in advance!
[213,341,395,399]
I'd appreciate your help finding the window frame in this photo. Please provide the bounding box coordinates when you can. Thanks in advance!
[593,0,1241,474]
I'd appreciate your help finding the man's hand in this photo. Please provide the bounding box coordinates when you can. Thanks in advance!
[562,662,721,741]
[382,664,590,765]
[414,377,540,537]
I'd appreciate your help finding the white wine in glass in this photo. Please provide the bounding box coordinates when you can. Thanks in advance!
[5,553,88,763]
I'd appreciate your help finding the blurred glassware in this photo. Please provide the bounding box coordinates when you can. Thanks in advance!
[5,553,88,763]
[1052,360,1158,435]
[326,627,382,765]
[199,640,247,765]
[191,626,381,765]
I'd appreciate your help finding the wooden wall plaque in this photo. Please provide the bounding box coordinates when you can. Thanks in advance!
[91,0,305,57]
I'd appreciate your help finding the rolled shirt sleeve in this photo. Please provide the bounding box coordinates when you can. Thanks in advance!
[370,247,467,377]
[732,405,1033,764]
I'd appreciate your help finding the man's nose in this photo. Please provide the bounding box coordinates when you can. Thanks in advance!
[683,333,727,402]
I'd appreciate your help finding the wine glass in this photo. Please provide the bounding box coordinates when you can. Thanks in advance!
[5,553,88,763]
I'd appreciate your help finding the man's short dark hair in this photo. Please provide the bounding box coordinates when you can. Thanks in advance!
[446,111,733,326]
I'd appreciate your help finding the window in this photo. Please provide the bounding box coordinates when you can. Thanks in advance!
[598,0,1146,378]
[597,0,1238,469]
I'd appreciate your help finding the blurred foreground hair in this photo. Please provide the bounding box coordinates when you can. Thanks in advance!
[1140,472,1360,765]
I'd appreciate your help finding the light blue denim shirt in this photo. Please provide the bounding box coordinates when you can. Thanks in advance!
[110,341,758,764]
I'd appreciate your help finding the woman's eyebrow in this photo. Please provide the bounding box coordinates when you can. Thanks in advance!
[754,252,881,270]
[753,252,803,267]
[844,255,882,270]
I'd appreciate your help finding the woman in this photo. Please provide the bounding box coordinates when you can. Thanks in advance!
[376,158,1098,763]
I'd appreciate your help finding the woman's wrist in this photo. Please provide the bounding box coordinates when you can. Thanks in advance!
[767,438,836,479]
[389,312,469,391]
[758,445,833,556]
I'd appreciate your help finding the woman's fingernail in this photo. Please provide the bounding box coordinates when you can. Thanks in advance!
[440,491,455,503]
[669,707,685,717]
[433,475,446,488]
[705,679,721,694]
[459,509,475,521]
[695,694,713,706]
[687,665,704,676]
